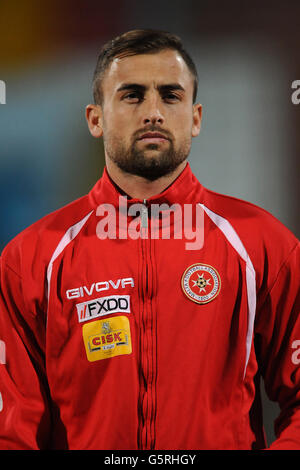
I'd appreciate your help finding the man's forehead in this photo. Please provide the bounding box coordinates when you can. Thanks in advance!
[104,50,192,89]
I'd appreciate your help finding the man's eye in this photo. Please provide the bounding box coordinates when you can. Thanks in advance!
[123,92,143,102]
[164,93,180,102]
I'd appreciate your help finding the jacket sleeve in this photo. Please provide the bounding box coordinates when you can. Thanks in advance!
[255,242,300,449]
[0,256,51,449]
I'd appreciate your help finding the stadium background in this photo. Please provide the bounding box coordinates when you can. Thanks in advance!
[0,0,299,447]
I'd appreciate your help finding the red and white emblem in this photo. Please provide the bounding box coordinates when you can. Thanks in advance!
[181,263,221,304]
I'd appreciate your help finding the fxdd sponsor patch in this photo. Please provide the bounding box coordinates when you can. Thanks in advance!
[76,295,130,323]
[82,316,132,362]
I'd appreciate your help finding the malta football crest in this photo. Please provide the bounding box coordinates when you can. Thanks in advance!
[181,263,221,304]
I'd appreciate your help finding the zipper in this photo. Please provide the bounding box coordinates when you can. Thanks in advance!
[141,199,148,232]
[138,199,157,450]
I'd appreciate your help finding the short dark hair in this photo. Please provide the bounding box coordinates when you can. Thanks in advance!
[92,29,198,105]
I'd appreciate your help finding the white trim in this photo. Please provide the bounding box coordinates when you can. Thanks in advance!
[46,211,93,303]
[199,203,256,378]
[0,340,6,365]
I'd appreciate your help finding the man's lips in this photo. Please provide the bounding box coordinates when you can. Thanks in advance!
[137,132,169,142]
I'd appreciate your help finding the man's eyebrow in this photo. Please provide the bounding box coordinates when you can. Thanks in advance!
[116,83,185,93]
[158,84,185,93]
[116,83,146,93]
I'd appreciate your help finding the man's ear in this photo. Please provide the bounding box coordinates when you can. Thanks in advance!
[85,104,103,138]
[191,103,202,138]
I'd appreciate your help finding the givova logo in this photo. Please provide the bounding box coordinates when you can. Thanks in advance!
[76,295,130,323]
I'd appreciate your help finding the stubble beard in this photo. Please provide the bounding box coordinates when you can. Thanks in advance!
[104,134,191,182]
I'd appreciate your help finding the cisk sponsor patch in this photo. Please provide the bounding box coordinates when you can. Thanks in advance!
[76,295,130,323]
[82,316,132,362]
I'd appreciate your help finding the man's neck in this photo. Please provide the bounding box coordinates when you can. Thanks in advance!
[105,158,187,200]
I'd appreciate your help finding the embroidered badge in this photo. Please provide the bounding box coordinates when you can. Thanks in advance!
[181,263,221,304]
[82,315,132,362]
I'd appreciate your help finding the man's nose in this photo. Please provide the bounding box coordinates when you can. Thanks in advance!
[142,95,164,125]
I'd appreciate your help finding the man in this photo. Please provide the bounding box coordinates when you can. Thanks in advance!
[0,29,299,450]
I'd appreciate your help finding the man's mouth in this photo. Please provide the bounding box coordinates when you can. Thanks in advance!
[137,132,169,143]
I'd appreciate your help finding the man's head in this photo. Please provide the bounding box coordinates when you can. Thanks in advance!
[86,29,202,181]
[92,29,198,106]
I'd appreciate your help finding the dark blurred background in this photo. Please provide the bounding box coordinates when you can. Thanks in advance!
[0,0,299,447]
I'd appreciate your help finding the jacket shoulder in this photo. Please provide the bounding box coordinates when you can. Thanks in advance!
[203,186,298,245]
[202,186,299,287]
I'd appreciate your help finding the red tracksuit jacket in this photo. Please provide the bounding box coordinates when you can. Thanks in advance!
[0,163,299,450]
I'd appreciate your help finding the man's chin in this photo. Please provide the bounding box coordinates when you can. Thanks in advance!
[121,158,186,182]
[108,142,189,181]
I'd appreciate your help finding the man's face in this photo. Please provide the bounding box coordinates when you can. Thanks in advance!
[89,49,202,181]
